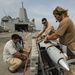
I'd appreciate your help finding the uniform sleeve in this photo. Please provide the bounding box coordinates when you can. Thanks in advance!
[42,24,53,36]
[38,26,46,36]
[55,22,68,36]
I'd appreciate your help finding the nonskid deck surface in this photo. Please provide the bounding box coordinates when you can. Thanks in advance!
[0,32,38,75]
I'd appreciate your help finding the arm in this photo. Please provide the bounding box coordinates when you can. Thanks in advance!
[21,47,31,54]
[7,42,27,60]
[44,33,59,42]
[48,33,59,40]
[42,24,53,37]
[17,42,31,54]
[36,26,46,38]
[13,52,27,60]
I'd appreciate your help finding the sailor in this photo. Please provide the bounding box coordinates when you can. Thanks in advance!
[44,6,75,75]
[19,35,25,48]
[36,18,55,70]
[36,18,55,41]
[3,34,30,73]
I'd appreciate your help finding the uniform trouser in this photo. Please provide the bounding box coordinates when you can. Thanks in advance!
[64,64,75,75]
[7,58,22,71]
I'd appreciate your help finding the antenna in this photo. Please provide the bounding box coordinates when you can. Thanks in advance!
[1,7,7,16]
[22,2,24,8]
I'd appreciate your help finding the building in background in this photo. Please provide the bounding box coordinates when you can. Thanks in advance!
[0,2,36,32]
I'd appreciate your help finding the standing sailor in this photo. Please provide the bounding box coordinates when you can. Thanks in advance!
[44,6,75,75]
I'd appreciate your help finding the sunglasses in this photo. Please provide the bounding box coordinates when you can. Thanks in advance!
[42,22,46,24]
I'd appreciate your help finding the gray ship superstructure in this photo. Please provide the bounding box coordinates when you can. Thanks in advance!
[0,2,36,32]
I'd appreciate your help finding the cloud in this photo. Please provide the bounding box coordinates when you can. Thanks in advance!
[0,0,75,30]
[0,0,20,5]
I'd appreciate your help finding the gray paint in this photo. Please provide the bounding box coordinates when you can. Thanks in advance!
[0,2,36,32]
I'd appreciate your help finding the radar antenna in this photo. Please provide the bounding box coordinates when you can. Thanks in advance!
[22,2,24,8]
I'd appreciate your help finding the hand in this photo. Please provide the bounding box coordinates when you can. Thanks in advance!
[44,36,49,43]
[41,35,45,39]
[36,35,39,38]
[26,50,31,54]
[23,56,27,60]
[20,54,27,60]
[36,37,41,41]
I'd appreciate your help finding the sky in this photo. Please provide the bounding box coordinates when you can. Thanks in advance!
[0,0,75,30]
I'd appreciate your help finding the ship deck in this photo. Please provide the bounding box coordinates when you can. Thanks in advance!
[0,31,38,75]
